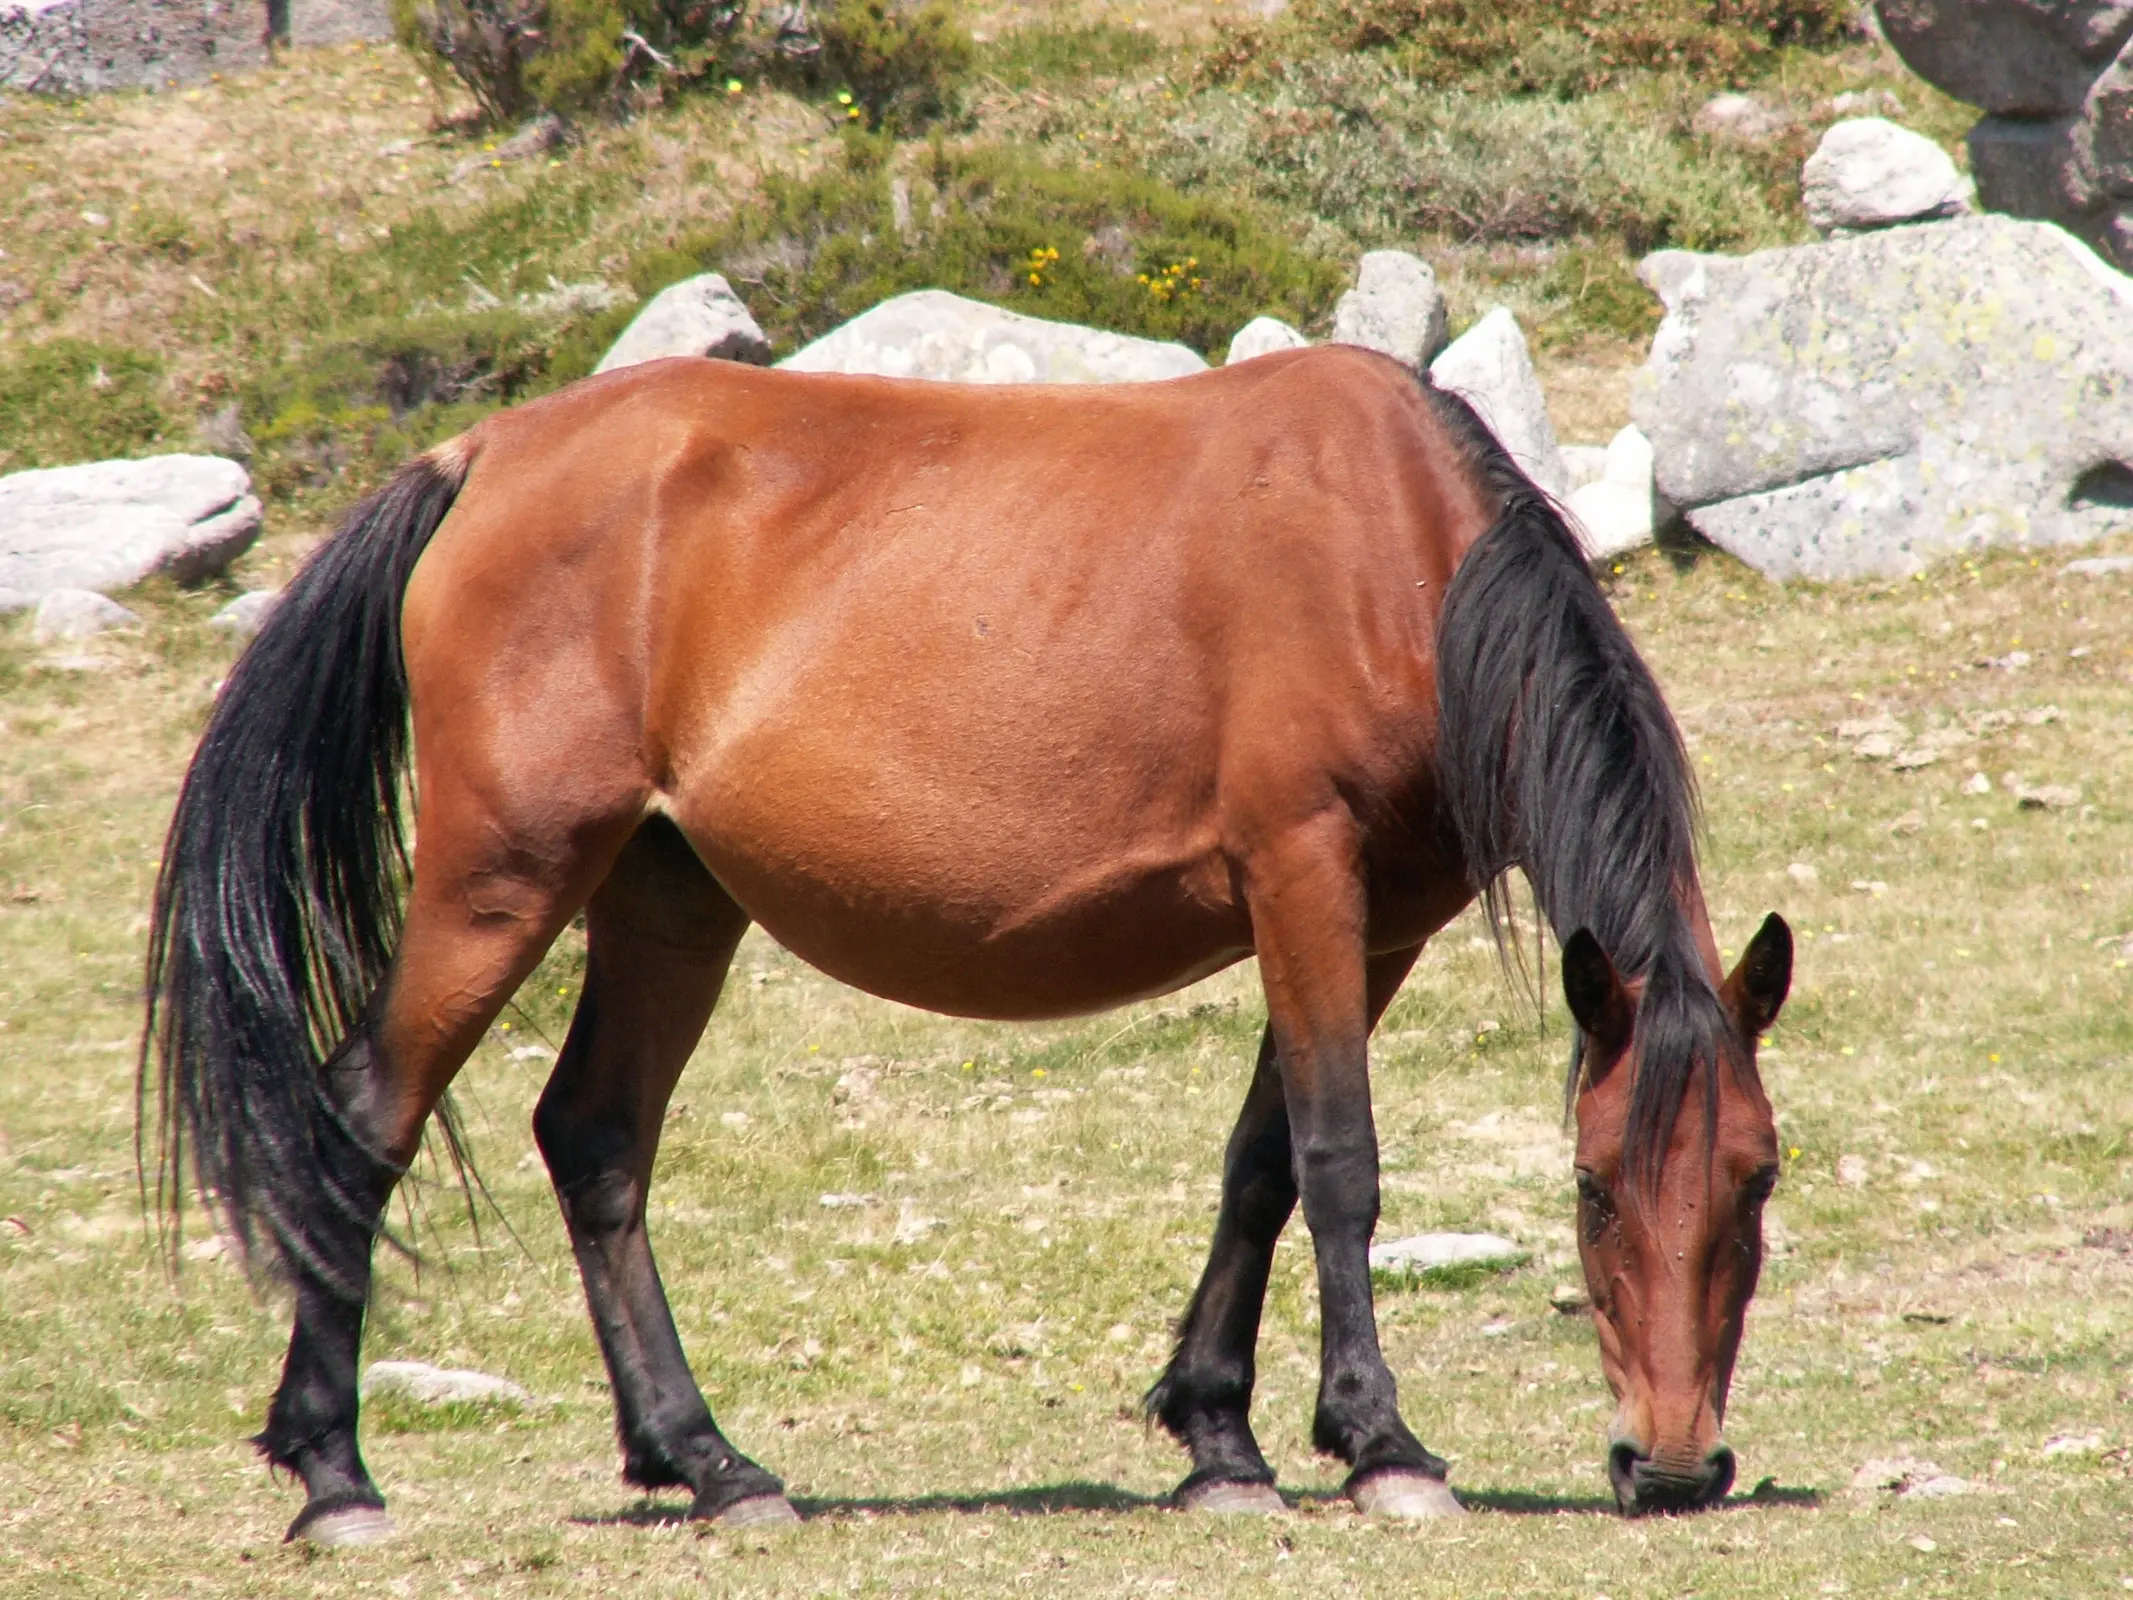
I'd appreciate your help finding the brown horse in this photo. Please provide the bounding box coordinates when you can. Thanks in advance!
[142,344,1790,1544]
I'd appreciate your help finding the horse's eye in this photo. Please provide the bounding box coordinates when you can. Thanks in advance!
[1741,1166,1779,1204]
[1575,1169,1610,1209]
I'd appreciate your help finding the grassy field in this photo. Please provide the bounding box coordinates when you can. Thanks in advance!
[5,5,2133,1596]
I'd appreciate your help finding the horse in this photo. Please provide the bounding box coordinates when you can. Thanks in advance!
[141,342,1792,1544]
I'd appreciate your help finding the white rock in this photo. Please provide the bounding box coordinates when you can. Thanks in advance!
[595,273,771,373]
[1850,1455,1942,1492]
[780,290,1206,385]
[1904,1474,1972,1498]
[1566,425,1658,560]
[209,588,281,639]
[1369,1232,1527,1275]
[1226,315,1309,364]
[1330,250,1449,371]
[0,454,261,610]
[1801,118,1971,234]
[2063,554,2133,576]
[359,1360,529,1407]
[1836,1154,1871,1185]
[1560,444,1610,492]
[1428,308,1569,499]
[1787,861,1820,884]
[1692,92,1791,142]
[2042,1432,2104,1456]
[1633,216,2133,579]
[31,587,138,642]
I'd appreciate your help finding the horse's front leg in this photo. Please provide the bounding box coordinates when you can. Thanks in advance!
[1151,944,1424,1512]
[1248,820,1461,1517]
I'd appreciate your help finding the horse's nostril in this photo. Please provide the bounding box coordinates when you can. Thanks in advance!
[1608,1439,1646,1509]
[1703,1444,1737,1502]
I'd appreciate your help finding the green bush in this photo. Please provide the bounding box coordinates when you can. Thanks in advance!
[813,0,973,132]
[1222,0,1858,96]
[1138,56,1795,253]
[663,137,1345,357]
[0,340,171,473]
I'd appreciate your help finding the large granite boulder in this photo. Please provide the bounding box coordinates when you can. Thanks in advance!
[779,291,1206,384]
[1801,118,1971,233]
[1226,315,1309,364]
[1427,308,1568,501]
[0,454,261,610]
[594,273,771,373]
[1632,215,2133,580]
[1876,1,2133,266]
[1330,250,1449,371]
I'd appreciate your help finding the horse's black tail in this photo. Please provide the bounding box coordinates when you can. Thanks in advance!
[1427,385,1722,1192]
[141,448,469,1293]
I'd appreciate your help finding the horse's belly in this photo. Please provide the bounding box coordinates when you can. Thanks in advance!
[667,776,1250,1020]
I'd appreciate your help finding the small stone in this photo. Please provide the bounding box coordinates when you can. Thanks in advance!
[31,587,138,642]
[1889,810,1925,835]
[1963,771,1992,795]
[209,589,280,639]
[1801,118,1970,235]
[1225,315,1309,364]
[597,273,772,373]
[1837,1154,1871,1186]
[1548,1283,1590,1314]
[1692,92,1790,142]
[194,402,254,462]
[1855,732,1899,760]
[1566,426,1658,560]
[1850,1455,1941,1492]
[359,1360,529,1407]
[2062,555,2133,577]
[719,1110,751,1129]
[2042,1432,2103,1457]
[1891,747,1942,771]
[1904,1475,1969,1498]
[2015,782,2081,810]
[1330,250,1449,371]
[1907,1534,1938,1552]
[1369,1232,1526,1275]
[1851,879,1889,895]
[1786,862,1820,885]
[818,1192,876,1209]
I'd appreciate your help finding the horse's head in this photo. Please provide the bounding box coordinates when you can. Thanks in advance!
[1559,912,1792,1515]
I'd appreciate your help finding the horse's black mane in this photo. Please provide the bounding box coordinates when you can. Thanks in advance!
[1422,376,1738,1196]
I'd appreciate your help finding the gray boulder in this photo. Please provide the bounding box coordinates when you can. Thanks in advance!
[1876,1,2133,267]
[210,588,281,639]
[1427,308,1568,500]
[0,454,261,611]
[1330,250,1449,371]
[779,291,1206,384]
[1226,315,1309,364]
[1632,215,2133,580]
[31,587,137,642]
[595,274,771,373]
[1802,118,1971,232]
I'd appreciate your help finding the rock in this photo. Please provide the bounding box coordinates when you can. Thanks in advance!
[1802,118,1971,233]
[1692,91,1791,142]
[597,274,770,373]
[1368,1232,1527,1276]
[1428,308,1568,500]
[2063,553,2133,574]
[1904,1474,1972,1497]
[0,454,261,611]
[780,290,1207,384]
[194,402,253,462]
[1633,217,2133,580]
[2012,780,2081,809]
[1560,445,1610,492]
[1566,425,1658,561]
[1836,1154,1871,1185]
[210,589,279,638]
[30,586,138,641]
[1874,0,2133,116]
[2042,1431,2104,1456]
[359,1360,529,1407]
[1226,315,1309,364]
[0,0,263,95]
[1849,1455,1943,1492]
[1330,250,1450,371]
[1787,861,1820,884]
[1876,1,2133,267]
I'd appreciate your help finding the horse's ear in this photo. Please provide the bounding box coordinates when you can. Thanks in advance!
[1562,928,1631,1050]
[1726,912,1793,1036]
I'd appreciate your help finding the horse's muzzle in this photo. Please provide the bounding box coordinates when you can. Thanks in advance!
[1609,1439,1736,1514]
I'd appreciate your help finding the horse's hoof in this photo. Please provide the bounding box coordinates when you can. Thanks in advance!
[1176,1478,1286,1515]
[289,1505,397,1547]
[714,1493,802,1529]
[1348,1471,1464,1519]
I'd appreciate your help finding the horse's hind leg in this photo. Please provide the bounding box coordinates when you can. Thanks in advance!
[1149,945,1422,1512]
[264,804,633,1546]
[531,816,797,1526]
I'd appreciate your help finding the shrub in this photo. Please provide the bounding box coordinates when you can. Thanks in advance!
[1223,0,1860,97]
[0,340,170,473]
[663,137,1345,356]
[812,0,973,132]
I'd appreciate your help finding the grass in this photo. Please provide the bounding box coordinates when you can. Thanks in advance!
[3,525,2132,1595]
[5,8,2133,1595]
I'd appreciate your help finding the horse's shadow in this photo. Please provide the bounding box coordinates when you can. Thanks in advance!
[572,1479,1820,1526]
